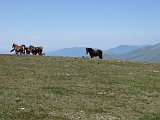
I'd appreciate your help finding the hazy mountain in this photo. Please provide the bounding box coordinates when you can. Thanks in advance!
[119,43,160,62]
[46,47,86,57]
[108,45,147,55]
[103,51,119,59]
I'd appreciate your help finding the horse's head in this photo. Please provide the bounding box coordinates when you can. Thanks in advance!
[10,43,18,52]
[86,48,92,54]
[86,48,89,54]
[21,45,26,48]
[28,45,35,52]
[12,43,16,48]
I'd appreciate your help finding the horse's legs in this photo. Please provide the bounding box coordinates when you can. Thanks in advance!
[22,51,25,54]
[15,50,18,54]
[89,53,93,58]
[20,52,24,54]
[32,52,36,55]
[39,52,43,55]
[37,51,42,55]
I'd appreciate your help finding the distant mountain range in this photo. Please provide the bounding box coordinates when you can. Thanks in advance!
[119,43,160,62]
[46,43,160,62]
[46,47,86,57]
[107,45,148,55]
[46,45,143,57]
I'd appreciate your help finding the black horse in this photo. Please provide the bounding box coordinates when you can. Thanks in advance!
[86,48,103,59]
[28,45,43,55]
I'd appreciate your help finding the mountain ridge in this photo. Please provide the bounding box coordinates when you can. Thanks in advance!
[46,43,160,62]
[119,43,160,62]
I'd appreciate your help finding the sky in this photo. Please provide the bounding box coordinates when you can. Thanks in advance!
[0,0,160,53]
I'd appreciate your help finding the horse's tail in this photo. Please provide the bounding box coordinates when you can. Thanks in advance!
[99,50,103,59]
[38,46,43,55]
[39,46,43,52]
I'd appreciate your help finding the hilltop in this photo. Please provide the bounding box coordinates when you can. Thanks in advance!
[0,55,160,120]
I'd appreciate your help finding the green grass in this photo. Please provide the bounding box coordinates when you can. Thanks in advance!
[0,54,160,120]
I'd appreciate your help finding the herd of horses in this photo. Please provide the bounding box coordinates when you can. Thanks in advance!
[10,43,103,59]
[10,43,44,55]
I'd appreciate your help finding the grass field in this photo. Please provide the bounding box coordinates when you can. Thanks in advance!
[0,54,160,120]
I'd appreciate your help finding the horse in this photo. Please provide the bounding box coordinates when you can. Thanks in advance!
[10,43,25,54]
[28,45,43,55]
[24,46,31,54]
[86,48,103,59]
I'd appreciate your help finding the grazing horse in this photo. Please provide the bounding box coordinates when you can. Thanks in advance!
[10,43,25,54]
[86,48,103,59]
[28,45,43,55]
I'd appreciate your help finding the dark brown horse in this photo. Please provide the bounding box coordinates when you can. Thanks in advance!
[23,46,31,54]
[86,48,103,59]
[28,45,43,55]
[10,43,25,54]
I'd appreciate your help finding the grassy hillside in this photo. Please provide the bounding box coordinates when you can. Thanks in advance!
[0,54,160,120]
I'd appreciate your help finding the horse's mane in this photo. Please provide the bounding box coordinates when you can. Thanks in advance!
[87,48,93,51]
[12,43,17,48]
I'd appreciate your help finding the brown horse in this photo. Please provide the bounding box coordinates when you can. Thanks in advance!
[28,45,43,55]
[86,48,103,59]
[10,43,25,54]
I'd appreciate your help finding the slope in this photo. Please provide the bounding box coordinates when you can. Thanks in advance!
[0,54,160,120]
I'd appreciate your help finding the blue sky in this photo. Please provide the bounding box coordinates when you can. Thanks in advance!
[0,0,160,53]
